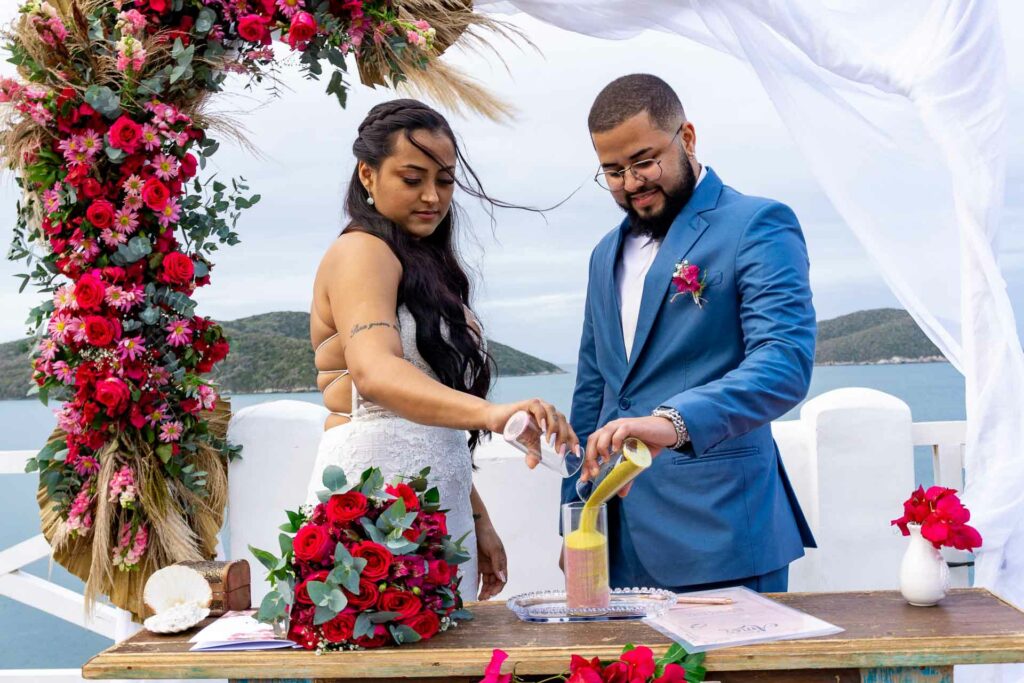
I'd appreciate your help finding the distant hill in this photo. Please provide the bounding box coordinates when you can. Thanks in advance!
[0,311,564,400]
[815,308,943,365]
[0,308,948,400]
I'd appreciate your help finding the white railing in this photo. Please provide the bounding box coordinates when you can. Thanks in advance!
[912,420,971,583]
[0,450,121,648]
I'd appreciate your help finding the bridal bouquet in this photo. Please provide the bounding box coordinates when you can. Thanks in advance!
[890,485,982,551]
[250,465,472,651]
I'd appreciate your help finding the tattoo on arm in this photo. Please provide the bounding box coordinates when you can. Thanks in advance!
[350,321,398,338]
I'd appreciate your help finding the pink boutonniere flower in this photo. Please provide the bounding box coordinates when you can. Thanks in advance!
[671,259,708,308]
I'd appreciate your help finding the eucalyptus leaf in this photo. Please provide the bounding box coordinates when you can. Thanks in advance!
[195,8,216,34]
[389,624,421,645]
[256,590,286,624]
[334,541,353,566]
[277,580,294,606]
[84,85,121,119]
[314,604,337,626]
[368,611,401,624]
[359,517,385,544]
[353,613,373,639]
[137,75,165,96]
[139,306,160,325]
[307,580,331,606]
[327,564,360,594]
[326,588,348,612]
[450,608,474,621]
[322,464,347,492]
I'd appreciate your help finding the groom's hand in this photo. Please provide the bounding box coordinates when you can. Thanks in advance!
[582,416,677,496]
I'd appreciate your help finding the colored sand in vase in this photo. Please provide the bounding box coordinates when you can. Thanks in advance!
[564,528,610,610]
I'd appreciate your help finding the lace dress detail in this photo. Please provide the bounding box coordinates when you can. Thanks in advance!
[306,306,478,598]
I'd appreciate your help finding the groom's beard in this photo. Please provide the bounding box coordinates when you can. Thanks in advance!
[620,158,697,241]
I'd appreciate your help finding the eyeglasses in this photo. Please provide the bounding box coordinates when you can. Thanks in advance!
[594,126,683,191]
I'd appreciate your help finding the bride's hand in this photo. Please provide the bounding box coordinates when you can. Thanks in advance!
[475,517,507,600]
[484,399,580,469]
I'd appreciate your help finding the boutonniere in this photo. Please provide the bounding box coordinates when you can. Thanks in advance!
[671,259,708,308]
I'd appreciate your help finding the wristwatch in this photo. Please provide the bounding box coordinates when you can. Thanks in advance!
[652,406,690,451]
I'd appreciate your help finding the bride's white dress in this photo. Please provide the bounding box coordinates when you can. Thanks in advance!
[305,305,478,597]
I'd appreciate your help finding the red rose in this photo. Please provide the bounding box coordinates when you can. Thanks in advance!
[108,116,143,153]
[84,315,118,347]
[286,621,318,650]
[74,274,106,310]
[378,589,421,620]
[295,570,329,605]
[147,0,170,13]
[345,577,380,611]
[385,483,420,512]
[80,178,103,199]
[320,610,356,643]
[326,491,369,525]
[86,200,115,229]
[293,524,334,563]
[423,511,448,538]
[426,560,453,586]
[353,624,391,649]
[180,153,198,180]
[286,11,318,49]
[161,252,195,285]
[401,610,440,640]
[350,541,393,582]
[238,14,271,43]
[142,178,170,211]
[95,377,130,416]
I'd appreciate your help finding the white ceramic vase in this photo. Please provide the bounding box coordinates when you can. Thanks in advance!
[899,523,949,606]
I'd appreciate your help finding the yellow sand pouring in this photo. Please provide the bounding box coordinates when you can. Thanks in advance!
[563,439,652,610]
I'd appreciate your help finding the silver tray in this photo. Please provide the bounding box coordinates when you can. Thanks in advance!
[506,587,676,623]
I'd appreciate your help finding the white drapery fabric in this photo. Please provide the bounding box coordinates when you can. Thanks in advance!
[477,2,1021,678]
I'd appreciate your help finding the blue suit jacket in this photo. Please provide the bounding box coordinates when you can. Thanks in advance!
[564,168,817,587]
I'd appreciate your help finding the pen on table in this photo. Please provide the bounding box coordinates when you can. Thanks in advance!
[674,595,734,605]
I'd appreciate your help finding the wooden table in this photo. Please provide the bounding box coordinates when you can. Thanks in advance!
[83,589,1024,683]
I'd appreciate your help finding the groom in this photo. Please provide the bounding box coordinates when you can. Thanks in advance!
[567,74,816,593]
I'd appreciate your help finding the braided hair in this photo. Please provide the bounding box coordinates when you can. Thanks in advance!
[343,99,495,451]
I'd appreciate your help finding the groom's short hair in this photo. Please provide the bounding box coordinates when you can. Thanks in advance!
[588,74,686,134]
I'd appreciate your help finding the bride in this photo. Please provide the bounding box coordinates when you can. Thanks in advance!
[306,99,578,601]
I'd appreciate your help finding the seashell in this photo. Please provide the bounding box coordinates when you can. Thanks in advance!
[143,603,210,634]
[144,564,212,614]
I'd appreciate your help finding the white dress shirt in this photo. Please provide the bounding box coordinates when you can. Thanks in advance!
[617,165,706,361]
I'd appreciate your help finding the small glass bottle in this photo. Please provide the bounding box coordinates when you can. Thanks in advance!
[502,410,582,478]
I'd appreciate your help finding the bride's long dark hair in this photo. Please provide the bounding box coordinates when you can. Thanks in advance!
[343,99,501,451]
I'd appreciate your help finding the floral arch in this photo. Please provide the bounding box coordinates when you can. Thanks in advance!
[0,0,498,618]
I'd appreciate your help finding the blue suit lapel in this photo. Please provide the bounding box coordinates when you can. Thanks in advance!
[624,168,723,384]
[602,223,629,365]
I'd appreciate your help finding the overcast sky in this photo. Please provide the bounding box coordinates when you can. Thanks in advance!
[0,4,1021,364]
